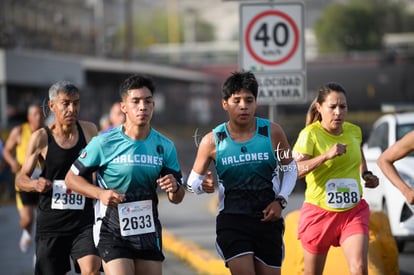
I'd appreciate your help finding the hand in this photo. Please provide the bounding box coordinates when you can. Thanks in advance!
[261,201,282,222]
[33,177,52,193]
[98,190,125,206]
[363,173,379,189]
[326,143,347,159]
[157,174,179,193]
[202,171,215,193]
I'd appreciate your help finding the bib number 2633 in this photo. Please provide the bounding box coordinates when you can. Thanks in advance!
[118,200,155,237]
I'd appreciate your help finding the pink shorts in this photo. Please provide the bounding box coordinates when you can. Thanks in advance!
[297,199,370,254]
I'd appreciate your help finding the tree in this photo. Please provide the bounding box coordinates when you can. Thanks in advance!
[314,2,382,53]
[315,0,414,54]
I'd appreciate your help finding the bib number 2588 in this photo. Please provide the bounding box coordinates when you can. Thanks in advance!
[325,178,360,209]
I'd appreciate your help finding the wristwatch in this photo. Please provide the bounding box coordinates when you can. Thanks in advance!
[275,197,287,209]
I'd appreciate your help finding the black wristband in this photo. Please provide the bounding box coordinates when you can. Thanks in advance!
[275,197,287,209]
[172,184,181,194]
[362,170,373,179]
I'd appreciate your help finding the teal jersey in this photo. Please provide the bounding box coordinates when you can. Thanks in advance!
[75,125,182,197]
[214,117,278,218]
[72,125,182,248]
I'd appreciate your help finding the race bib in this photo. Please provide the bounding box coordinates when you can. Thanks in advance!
[325,178,360,209]
[118,200,155,237]
[51,180,85,210]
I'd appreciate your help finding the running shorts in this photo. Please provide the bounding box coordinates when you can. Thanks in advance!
[215,213,285,268]
[16,189,39,210]
[298,199,370,254]
[35,227,99,274]
[96,222,165,263]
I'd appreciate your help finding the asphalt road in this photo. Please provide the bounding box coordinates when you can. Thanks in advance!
[160,191,414,275]
[0,202,196,275]
[1,191,413,274]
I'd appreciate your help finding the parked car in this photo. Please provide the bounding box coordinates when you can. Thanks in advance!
[362,112,414,252]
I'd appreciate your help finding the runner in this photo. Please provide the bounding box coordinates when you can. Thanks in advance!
[99,102,126,134]
[65,74,185,275]
[3,103,44,253]
[16,81,101,274]
[292,82,379,275]
[377,130,414,205]
[187,71,297,275]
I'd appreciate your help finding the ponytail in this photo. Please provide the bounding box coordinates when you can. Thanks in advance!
[305,98,321,126]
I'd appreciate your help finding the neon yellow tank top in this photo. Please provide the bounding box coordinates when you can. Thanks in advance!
[16,122,32,166]
[293,121,363,212]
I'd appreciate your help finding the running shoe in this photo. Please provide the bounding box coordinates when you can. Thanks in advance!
[19,229,31,253]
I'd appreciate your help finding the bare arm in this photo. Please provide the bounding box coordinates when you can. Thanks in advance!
[65,121,125,206]
[359,146,368,174]
[187,132,216,194]
[377,130,414,204]
[16,129,51,192]
[294,143,347,179]
[65,169,125,206]
[360,147,379,188]
[192,131,216,175]
[157,173,185,204]
[3,126,21,173]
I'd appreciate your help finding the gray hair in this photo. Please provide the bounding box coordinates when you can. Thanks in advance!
[48,80,79,101]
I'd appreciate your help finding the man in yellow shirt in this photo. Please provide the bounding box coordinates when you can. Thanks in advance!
[3,103,44,253]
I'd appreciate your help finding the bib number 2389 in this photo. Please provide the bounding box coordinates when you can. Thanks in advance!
[325,178,360,209]
[51,180,85,210]
[118,200,155,237]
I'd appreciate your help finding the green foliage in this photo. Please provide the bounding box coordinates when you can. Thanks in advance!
[315,0,414,54]
[315,2,382,53]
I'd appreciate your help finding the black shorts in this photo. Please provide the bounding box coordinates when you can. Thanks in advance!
[35,227,100,274]
[216,213,285,268]
[96,222,165,263]
[18,190,39,206]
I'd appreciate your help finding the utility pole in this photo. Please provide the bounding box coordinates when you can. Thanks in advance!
[89,0,105,57]
[124,0,133,60]
[167,0,180,62]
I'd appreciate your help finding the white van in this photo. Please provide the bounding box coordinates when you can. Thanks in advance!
[362,112,414,252]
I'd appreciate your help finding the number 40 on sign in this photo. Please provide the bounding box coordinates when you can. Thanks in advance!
[240,2,305,73]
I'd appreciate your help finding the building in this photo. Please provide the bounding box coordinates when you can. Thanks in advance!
[0,49,218,131]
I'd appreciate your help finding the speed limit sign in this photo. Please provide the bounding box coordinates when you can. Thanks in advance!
[240,2,304,72]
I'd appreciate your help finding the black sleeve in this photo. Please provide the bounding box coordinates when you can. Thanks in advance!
[72,159,99,177]
[160,166,183,185]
